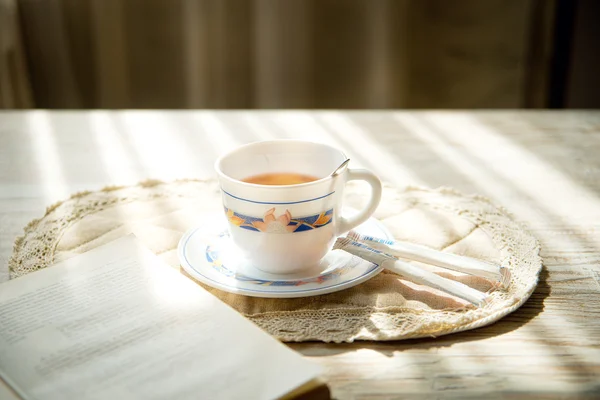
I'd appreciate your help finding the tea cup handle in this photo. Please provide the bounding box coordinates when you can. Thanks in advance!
[337,169,382,235]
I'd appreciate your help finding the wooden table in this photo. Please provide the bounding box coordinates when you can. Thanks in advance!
[1,111,599,398]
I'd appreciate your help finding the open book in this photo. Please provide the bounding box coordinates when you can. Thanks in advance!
[0,235,327,400]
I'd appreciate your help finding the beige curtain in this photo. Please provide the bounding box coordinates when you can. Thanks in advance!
[15,0,555,109]
[0,0,33,108]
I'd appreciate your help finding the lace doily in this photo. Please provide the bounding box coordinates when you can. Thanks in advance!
[9,180,542,342]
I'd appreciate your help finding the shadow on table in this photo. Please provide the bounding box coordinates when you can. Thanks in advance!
[289,266,550,356]
[472,112,600,197]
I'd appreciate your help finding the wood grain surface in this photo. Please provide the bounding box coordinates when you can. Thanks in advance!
[0,111,599,398]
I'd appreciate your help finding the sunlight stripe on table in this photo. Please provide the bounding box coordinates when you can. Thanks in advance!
[319,112,422,186]
[191,112,242,155]
[24,111,69,202]
[89,111,140,184]
[118,112,198,181]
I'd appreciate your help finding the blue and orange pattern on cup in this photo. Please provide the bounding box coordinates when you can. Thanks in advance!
[225,207,333,233]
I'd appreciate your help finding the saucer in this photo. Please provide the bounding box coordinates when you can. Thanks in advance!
[177,212,394,298]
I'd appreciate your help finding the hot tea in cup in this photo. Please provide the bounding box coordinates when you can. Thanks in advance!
[242,173,320,186]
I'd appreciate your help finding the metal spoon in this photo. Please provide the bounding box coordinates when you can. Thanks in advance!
[331,159,350,177]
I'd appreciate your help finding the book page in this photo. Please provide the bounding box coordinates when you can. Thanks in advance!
[0,235,322,400]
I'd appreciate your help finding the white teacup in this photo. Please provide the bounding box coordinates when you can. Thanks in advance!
[215,140,382,274]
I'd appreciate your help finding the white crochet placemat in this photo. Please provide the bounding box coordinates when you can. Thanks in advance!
[9,180,542,343]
